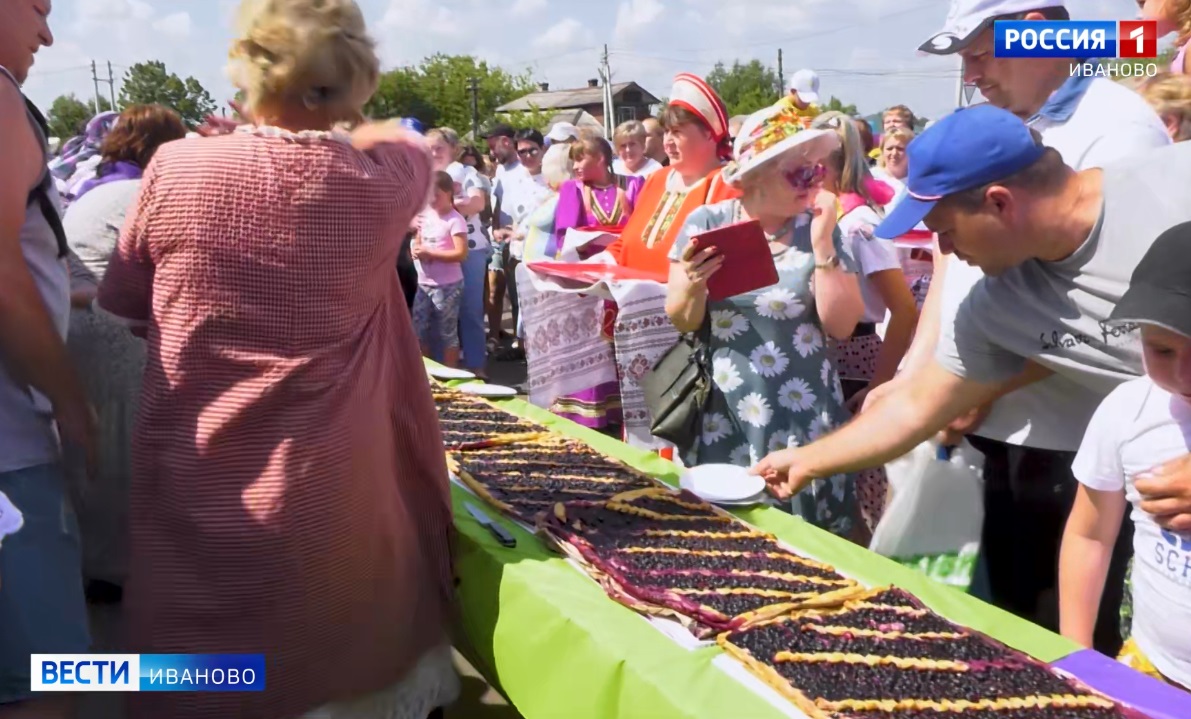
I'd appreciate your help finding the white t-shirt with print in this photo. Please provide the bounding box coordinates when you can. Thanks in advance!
[494,159,522,186]
[1072,377,1191,687]
[838,205,901,324]
[937,77,1172,451]
[493,164,549,230]
[613,157,663,178]
[446,161,489,250]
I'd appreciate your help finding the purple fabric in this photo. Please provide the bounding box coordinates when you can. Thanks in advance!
[49,111,120,181]
[552,382,622,429]
[547,176,645,257]
[72,161,143,202]
[1173,43,1187,75]
[1052,650,1190,719]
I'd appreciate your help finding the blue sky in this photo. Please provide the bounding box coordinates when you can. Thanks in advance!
[25,0,1141,123]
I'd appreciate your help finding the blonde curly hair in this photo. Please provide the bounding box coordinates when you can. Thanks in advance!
[227,0,379,122]
[1170,0,1191,45]
[1137,72,1191,142]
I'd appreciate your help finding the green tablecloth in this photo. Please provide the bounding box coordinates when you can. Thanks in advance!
[438,372,1080,719]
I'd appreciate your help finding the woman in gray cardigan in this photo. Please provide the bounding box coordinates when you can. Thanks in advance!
[63,104,186,599]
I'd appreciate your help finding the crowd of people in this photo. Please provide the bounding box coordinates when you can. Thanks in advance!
[2,0,1191,718]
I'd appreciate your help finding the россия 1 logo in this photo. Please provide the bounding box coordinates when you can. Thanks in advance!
[993,20,1160,79]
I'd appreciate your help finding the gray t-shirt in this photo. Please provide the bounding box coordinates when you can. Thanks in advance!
[938,142,1191,419]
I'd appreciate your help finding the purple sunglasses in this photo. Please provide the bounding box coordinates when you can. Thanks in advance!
[784,163,826,191]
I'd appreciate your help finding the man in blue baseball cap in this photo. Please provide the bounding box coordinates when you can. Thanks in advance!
[752,105,1191,649]
[860,0,1171,655]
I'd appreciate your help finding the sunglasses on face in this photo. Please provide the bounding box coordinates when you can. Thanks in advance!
[784,163,825,190]
[517,146,541,157]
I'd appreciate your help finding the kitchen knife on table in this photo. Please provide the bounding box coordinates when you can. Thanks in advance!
[464,502,517,548]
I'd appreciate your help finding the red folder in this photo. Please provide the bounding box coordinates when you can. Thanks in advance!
[692,220,779,301]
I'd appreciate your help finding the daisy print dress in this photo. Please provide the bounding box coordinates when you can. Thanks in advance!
[668,199,859,536]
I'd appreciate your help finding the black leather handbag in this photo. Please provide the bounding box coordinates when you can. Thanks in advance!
[641,317,713,452]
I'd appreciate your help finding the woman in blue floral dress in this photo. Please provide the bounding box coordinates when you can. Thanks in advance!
[664,103,866,536]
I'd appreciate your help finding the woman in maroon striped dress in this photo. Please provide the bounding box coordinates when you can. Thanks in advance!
[96,1,457,717]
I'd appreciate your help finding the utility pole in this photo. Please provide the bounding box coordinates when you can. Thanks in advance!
[107,61,117,109]
[90,60,102,115]
[600,44,614,137]
[777,48,785,101]
[467,77,480,141]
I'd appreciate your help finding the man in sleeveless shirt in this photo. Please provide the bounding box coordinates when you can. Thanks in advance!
[1,2,94,716]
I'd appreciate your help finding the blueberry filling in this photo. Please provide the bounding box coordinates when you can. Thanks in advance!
[770,661,1078,703]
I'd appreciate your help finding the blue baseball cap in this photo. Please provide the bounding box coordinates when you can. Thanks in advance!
[874,104,1047,239]
[399,117,425,134]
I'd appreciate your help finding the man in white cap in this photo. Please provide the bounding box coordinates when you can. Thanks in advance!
[778,69,822,127]
[868,0,1170,651]
[544,121,579,146]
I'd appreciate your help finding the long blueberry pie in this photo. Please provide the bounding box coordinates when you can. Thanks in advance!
[448,439,660,522]
[433,389,548,449]
[540,488,861,635]
[717,588,1149,719]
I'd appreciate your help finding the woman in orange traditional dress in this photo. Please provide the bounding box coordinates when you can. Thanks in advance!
[96,1,456,718]
[599,74,742,450]
[606,73,739,275]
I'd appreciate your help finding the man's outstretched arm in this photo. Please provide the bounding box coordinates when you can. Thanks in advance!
[753,358,1007,498]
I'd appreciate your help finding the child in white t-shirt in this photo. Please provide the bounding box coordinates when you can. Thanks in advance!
[1060,222,1191,690]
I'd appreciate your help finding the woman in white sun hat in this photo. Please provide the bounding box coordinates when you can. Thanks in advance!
[664,102,865,538]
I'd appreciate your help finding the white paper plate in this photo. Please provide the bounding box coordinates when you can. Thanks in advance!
[713,492,767,507]
[680,464,765,503]
[458,382,518,398]
[427,366,476,380]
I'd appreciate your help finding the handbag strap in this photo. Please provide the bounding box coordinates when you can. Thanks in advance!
[696,311,712,348]
[691,310,749,438]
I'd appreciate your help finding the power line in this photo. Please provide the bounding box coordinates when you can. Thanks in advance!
[505,45,601,68]
[630,0,940,55]
[608,50,958,78]
[32,64,92,76]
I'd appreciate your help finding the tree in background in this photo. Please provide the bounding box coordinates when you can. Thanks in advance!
[707,60,781,116]
[365,54,540,136]
[46,93,112,139]
[119,60,216,128]
[822,96,860,116]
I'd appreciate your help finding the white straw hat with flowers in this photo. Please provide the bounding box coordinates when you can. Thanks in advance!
[722,102,839,186]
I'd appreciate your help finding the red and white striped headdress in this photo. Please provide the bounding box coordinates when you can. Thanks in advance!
[668,73,729,144]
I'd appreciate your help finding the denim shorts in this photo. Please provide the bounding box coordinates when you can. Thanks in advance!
[413,281,464,350]
[488,240,508,273]
[0,463,90,704]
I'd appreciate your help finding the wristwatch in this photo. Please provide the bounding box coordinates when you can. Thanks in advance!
[814,255,840,271]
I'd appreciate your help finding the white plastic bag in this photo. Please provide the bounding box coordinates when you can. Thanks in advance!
[869,439,985,589]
